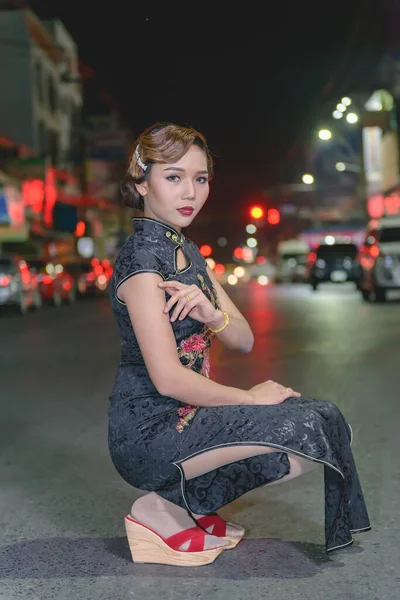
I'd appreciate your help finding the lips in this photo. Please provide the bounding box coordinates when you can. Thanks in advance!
[177,207,194,215]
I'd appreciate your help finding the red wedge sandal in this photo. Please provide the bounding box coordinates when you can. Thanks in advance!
[195,514,245,549]
[124,515,225,566]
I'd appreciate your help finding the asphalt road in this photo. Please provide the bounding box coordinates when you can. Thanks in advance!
[1,282,399,600]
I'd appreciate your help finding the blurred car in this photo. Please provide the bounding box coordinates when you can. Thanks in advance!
[0,254,42,314]
[275,239,309,283]
[27,258,77,306]
[306,242,361,291]
[357,217,400,302]
[64,258,113,297]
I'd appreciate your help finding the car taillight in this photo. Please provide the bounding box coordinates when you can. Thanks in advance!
[370,245,380,258]
[42,275,53,284]
[307,251,317,265]
[0,275,11,286]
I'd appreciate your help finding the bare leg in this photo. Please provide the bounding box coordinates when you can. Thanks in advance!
[181,445,320,534]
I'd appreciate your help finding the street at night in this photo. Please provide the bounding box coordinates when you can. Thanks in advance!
[1,283,399,600]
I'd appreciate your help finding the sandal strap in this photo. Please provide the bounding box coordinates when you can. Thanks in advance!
[196,515,226,537]
[166,526,206,552]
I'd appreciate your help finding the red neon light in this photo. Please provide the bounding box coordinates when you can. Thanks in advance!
[199,244,212,257]
[75,221,86,237]
[267,208,280,225]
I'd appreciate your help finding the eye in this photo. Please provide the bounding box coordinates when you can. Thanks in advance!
[197,176,208,184]
[166,175,180,182]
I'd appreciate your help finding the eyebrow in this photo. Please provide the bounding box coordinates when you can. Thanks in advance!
[162,167,209,174]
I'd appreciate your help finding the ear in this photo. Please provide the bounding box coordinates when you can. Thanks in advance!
[135,181,148,197]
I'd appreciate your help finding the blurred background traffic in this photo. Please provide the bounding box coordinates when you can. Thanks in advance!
[1,4,400,316]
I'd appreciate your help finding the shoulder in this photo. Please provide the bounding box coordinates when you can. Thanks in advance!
[114,233,165,282]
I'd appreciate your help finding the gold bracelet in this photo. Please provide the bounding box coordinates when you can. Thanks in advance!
[209,311,230,334]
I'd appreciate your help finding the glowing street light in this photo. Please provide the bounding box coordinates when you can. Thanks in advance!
[333,110,343,119]
[336,103,346,112]
[346,112,358,124]
[318,129,332,140]
[302,173,314,185]
[336,162,346,172]
[246,224,257,234]
[246,237,258,248]
[325,235,335,245]
[342,97,352,106]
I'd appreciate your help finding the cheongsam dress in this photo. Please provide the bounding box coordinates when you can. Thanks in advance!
[108,216,370,552]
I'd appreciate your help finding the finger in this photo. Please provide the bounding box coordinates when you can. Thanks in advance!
[164,292,182,313]
[170,297,188,322]
[164,288,192,313]
[158,281,184,290]
[178,294,201,320]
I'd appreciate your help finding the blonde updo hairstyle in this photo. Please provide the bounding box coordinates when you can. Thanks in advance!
[121,122,214,211]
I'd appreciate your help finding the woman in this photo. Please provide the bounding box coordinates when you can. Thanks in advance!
[108,122,370,567]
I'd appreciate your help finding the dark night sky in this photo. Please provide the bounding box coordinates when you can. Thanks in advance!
[26,1,394,222]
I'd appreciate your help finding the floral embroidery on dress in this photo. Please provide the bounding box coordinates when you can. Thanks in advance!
[175,327,214,432]
[197,273,221,310]
[175,272,220,433]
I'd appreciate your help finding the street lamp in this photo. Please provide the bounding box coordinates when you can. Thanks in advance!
[333,110,343,119]
[318,129,332,140]
[336,103,346,112]
[302,173,314,184]
[346,112,358,124]
[341,97,352,106]
[336,162,346,171]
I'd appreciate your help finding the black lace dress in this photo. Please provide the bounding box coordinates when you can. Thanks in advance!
[108,216,370,552]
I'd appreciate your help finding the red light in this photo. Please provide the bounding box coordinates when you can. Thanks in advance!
[250,206,264,219]
[44,167,57,227]
[215,263,225,275]
[256,256,267,264]
[199,244,212,257]
[267,208,280,225]
[370,245,380,258]
[75,221,86,237]
[42,275,53,285]
[233,247,243,259]
[94,264,103,276]
[102,259,110,269]
[0,275,11,286]
[367,195,384,218]
[242,248,253,261]
[91,258,100,267]
[22,179,44,213]
[307,251,317,265]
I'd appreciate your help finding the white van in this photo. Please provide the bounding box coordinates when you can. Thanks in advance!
[275,239,310,283]
[358,216,400,301]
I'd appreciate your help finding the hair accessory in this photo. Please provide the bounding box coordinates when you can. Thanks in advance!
[135,146,147,171]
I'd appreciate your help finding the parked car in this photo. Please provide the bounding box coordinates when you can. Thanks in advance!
[64,258,113,297]
[275,239,309,283]
[0,254,42,314]
[306,242,361,291]
[27,258,77,306]
[357,217,400,302]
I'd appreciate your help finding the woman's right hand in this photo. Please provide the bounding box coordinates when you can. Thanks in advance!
[249,380,301,405]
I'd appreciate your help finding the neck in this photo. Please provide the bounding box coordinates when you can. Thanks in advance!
[142,211,182,234]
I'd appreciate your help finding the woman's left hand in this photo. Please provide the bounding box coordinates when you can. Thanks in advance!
[158,281,217,324]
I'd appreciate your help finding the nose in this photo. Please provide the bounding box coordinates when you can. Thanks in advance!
[183,179,195,200]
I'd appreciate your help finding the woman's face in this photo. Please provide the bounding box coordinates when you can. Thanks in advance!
[136,145,210,231]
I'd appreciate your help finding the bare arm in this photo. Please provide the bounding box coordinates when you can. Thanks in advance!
[118,272,253,407]
[205,265,254,353]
